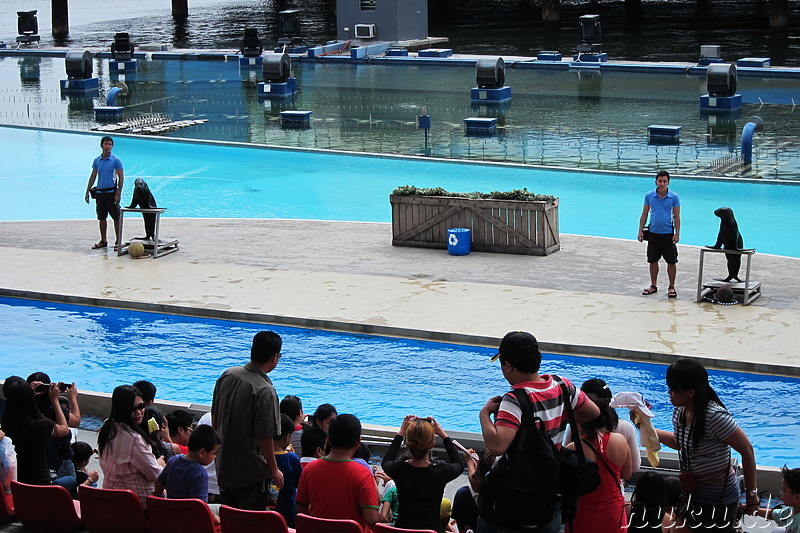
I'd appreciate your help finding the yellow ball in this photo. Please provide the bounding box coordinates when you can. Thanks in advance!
[128,241,145,257]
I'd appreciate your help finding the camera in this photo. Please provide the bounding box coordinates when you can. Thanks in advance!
[57,382,71,392]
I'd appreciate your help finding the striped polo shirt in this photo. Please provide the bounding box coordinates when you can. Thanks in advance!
[495,375,587,449]
[673,401,740,505]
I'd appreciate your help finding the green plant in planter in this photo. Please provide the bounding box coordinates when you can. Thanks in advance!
[392,185,556,203]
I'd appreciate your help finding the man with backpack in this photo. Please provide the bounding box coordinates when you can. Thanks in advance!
[478,331,600,533]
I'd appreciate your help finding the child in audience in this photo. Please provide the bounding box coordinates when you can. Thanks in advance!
[132,380,157,406]
[273,414,303,527]
[627,472,667,531]
[755,466,800,533]
[154,424,221,521]
[165,409,194,454]
[280,395,305,455]
[300,427,327,468]
[71,441,99,488]
[661,476,684,533]
[353,442,373,472]
[309,404,338,432]
[143,406,179,459]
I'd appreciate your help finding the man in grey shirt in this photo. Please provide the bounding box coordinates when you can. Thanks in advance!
[212,331,285,509]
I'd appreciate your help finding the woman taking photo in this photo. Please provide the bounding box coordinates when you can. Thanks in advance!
[382,415,464,533]
[98,384,164,507]
[655,358,757,532]
[1,376,71,486]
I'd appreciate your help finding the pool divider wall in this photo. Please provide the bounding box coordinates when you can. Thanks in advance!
[4,48,800,81]
[0,379,785,495]
[3,288,799,379]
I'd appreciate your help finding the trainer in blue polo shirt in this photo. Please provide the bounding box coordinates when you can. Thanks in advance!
[637,170,681,299]
[84,136,124,250]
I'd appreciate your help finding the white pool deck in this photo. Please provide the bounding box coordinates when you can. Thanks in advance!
[1,218,798,376]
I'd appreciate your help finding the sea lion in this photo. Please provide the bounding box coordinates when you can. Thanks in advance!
[707,206,743,282]
[127,178,158,240]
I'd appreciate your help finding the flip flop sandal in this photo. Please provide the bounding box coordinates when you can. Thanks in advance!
[642,285,658,295]
[92,241,107,249]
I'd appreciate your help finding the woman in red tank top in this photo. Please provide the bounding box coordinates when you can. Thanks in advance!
[566,390,633,533]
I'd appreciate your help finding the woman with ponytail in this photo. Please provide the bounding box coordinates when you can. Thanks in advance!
[655,358,758,532]
[566,387,632,533]
[382,415,464,533]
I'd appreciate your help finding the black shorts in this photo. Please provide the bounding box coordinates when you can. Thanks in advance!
[647,233,678,264]
[95,192,120,220]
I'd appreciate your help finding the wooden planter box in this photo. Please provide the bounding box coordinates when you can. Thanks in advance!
[390,194,560,256]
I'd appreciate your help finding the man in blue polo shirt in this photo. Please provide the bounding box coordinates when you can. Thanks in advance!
[84,136,124,250]
[637,170,681,298]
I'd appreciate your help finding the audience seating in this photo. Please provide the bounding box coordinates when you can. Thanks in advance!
[219,505,289,533]
[296,513,364,533]
[146,495,219,533]
[373,524,438,533]
[0,491,14,523]
[10,480,82,532]
[79,485,149,533]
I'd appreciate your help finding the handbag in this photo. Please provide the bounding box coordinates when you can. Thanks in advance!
[553,376,601,524]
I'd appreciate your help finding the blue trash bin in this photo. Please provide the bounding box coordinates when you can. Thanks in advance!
[447,228,471,256]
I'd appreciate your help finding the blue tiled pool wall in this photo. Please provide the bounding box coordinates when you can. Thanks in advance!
[1,53,799,179]
[0,296,797,467]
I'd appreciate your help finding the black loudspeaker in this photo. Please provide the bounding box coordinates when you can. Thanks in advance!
[65,50,93,80]
[707,63,737,97]
[17,11,39,36]
[476,57,505,89]
[263,52,291,83]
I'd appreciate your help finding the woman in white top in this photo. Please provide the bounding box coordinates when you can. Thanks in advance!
[98,385,164,508]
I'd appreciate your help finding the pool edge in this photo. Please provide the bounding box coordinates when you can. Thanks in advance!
[3,288,798,378]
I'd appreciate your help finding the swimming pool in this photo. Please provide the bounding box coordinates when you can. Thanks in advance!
[1,296,797,467]
[2,125,799,257]
[2,54,800,179]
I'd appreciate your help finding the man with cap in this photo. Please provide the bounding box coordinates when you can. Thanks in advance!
[478,331,600,533]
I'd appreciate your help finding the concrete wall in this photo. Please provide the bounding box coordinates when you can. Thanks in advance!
[336,0,428,42]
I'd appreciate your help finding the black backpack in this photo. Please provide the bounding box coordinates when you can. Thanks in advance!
[478,388,561,529]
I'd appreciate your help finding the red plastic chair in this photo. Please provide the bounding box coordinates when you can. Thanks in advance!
[146,495,219,533]
[373,524,437,533]
[79,485,149,533]
[295,513,364,533]
[219,505,289,533]
[10,480,82,532]
[0,491,14,523]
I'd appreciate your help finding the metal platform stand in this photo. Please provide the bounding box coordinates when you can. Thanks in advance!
[117,208,179,258]
[696,247,761,305]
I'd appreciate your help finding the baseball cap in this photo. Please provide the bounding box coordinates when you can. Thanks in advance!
[490,331,540,362]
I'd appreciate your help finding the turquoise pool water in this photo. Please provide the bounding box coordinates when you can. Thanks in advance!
[2,126,799,257]
[0,297,797,467]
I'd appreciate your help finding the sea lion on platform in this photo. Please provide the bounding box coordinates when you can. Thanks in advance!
[707,206,743,282]
[127,178,158,240]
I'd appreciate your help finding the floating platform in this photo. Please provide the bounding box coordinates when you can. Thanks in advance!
[239,55,263,68]
[110,59,138,72]
[60,78,98,92]
[463,117,497,136]
[700,94,743,112]
[280,110,312,128]
[647,124,682,144]
[470,86,512,104]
